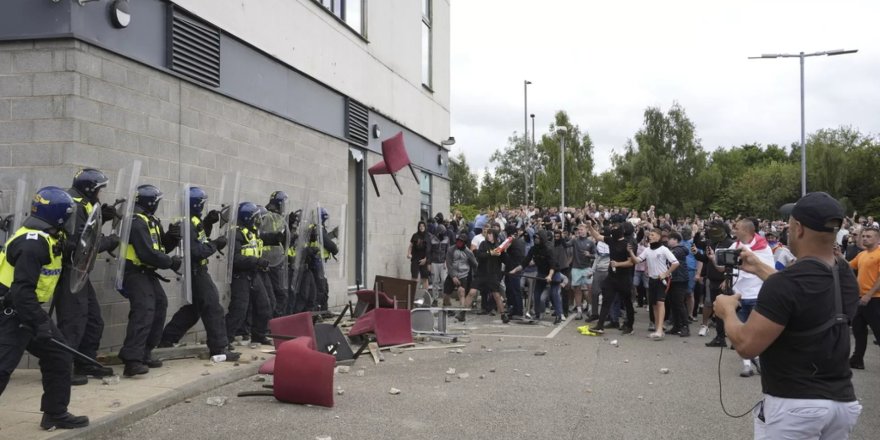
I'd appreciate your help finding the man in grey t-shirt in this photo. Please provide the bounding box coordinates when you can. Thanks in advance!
[570,224,596,319]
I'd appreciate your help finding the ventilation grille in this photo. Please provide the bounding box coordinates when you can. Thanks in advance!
[169,9,220,87]
[346,98,369,146]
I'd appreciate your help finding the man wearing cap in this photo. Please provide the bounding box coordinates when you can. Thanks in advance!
[848,222,880,370]
[715,192,862,439]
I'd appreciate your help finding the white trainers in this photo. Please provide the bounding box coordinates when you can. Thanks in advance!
[698,325,708,337]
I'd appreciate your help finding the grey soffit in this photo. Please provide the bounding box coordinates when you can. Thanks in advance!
[169,8,220,87]
[346,98,369,146]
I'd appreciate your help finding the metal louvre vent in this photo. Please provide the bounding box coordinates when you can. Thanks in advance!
[169,9,220,87]
[346,98,369,146]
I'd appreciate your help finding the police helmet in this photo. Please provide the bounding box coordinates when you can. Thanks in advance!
[189,187,208,217]
[30,186,75,227]
[72,168,109,202]
[135,184,163,215]
[268,191,288,213]
[319,207,329,223]
[238,202,260,229]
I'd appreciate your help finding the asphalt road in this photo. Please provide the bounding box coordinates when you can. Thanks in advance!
[98,312,880,440]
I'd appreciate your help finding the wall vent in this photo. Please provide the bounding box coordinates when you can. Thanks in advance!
[169,8,221,87]
[345,98,369,146]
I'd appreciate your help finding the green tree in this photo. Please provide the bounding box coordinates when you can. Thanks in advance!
[489,133,530,205]
[449,152,479,206]
[534,110,595,208]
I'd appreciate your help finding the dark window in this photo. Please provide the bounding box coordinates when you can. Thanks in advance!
[420,171,431,221]
[316,0,366,37]
[421,0,432,88]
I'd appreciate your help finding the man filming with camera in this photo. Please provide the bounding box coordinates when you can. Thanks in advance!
[714,192,862,439]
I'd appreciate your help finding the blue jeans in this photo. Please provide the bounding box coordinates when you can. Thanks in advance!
[738,298,757,322]
[533,273,562,319]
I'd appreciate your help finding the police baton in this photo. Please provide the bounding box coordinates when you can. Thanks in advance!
[50,338,106,369]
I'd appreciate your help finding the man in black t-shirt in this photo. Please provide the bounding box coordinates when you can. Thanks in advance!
[585,215,636,334]
[715,192,862,439]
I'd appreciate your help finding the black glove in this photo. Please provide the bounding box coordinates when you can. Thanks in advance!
[104,234,120,252]
[165,222,182,242]
[211,236,227,252]
[203,210,220,226]
[0,214,12,233]
[101,203,119,221]
[169,255,182,272]
[256,258,270,269]
[33,321,53,342]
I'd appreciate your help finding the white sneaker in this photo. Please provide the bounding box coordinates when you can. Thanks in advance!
[698,325,708,337]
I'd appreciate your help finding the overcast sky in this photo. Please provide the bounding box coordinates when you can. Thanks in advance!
[449,0,880,174]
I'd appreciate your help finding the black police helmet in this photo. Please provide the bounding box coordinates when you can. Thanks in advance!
[72,168,109,202]
[135,184,163,215]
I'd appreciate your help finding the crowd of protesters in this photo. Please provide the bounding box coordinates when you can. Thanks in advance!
[407,202,880,378]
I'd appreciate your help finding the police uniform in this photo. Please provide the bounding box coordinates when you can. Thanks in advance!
[160,215,231,357]
[54,189,118,377]
[118,207,178,369]
[226,224,272,344]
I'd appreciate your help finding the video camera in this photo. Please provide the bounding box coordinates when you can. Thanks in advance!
[714,248,742,268]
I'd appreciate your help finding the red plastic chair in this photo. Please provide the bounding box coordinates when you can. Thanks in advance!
[349,308,413,359]
[240,337,335,408]
[258,312,318,375]
[368,131,419,197]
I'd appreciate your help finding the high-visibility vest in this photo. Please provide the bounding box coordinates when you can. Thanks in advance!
[192,216,210,266]
[125,213,165,269]
[72,197,94,216]
[0,227,63,303]
[240,227,261,257]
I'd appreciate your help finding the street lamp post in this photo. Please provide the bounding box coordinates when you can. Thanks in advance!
[749,49,858,196]
[555,126,567,230]
[523,80,532,206]
[530,113,535,205]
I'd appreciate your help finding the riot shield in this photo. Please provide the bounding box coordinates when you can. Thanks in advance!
[336,204,346,279]
[259,211,287,267]
[315,203,325,261]
[69,205,102,293]
[289,199,313,307]
[11,177,29,233]
[1,177,29,248]
[223,172,241,294]
[179,183,193,304]
[113,160,142,294]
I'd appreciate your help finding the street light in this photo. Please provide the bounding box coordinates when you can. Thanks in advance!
[523,80,532,206]
[530,113,536,205]
[555,125,567,230]
[749,48,858,196]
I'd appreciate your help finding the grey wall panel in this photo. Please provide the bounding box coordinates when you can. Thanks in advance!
[69,0,168,69]
[0,0,72,40]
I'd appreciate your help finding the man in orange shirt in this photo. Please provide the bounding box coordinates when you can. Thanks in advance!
[849,225,880,370]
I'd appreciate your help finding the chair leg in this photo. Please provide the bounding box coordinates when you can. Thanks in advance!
[369,173,381,197]
[238,390,274,397]
[352,340,370,359]
[390,173,403,195]
[408,164,419,182]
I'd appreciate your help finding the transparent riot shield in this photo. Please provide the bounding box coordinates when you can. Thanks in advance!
[1,177,29,248]
[179,183,193,304]
[69,205,102,293]
[11,177,29,233]
[259,210,287,267]
[289,199,313,305]
[113,160,142,294]
[336,204,346,279]
[223,172,241,294]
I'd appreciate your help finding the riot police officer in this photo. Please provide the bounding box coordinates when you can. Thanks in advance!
[0,187,90,430]
[226,202,272,346]
[312,207,339,312]
[55,169,119,384]
[265,191,289,316]
[159,187,240,361]
[118,185,182,377]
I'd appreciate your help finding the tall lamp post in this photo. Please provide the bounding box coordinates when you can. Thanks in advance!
[555,125,567,230]
[749,49,858,196]
[530,113,536,205]
[523,80,532,206]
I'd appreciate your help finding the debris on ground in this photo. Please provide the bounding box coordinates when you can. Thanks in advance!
[524,373,531,377]
[489,368,496,373]
[355,370,365,377]
[109,400,121,408]
[479,375,486,379]
[101,376,120,386]
[660,368,670,374]
[534,351,547,356]
[457,373,469,379]
[389,388,401,395]
[253,375,267,382]
[610,340,619,347]
[445,377,452,383]
[201,371,211,376]
[336,366,351,374]
[206,396,227,407]
[446,368,456,375]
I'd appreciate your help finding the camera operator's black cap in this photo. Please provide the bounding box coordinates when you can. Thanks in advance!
[779,192,844,233]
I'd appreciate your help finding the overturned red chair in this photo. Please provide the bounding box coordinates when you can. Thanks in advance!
[238,336,335,408]
[349,308,413,359]
[258,312,317,375]
[368,131,419,197]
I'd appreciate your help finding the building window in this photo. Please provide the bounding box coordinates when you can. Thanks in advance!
[317,0,366,37]
[420,171,432,221]
[421,0,432,88]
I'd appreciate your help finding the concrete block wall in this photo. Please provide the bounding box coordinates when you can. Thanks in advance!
[3,39,437,362]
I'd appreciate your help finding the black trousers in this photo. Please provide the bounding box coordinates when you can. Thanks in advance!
[258,271,276,318]
[226,272,271,343]
[0,312,72,414]
[267,264,288,317]
[852,298,880,361]
[54,272,103,368]
[505,273,523,316]
[118,271,168,363]
[707,280,727,340]
[667,281,690,330]
[161,267,228,354]
[292,268,317,313]
[597,275,634,328]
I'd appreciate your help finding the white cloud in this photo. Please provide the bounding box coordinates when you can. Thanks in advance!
[450,0,880,173]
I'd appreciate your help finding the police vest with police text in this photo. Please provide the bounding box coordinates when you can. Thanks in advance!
[0,227,63,303]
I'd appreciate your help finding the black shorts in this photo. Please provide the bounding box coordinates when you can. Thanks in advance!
[410,260,430,279]
[648,278,668,304]
[443,274,472,295]
[473,278,502,295]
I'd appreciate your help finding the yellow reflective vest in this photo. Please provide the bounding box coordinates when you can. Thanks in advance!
[125,213,165,269]
[0,227,63,303]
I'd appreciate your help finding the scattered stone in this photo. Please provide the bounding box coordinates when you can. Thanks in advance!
[316,436,332,440]
[233,363,240,367]
[534,351,547,356]
[101,375,120,386]
[480,345,487,349]
[446,368,456,375]
[486,348,493,352]
[479,375,486,379]
[498,338,503,342]
[513,368,519,372]
[253,375,267,382]
[249,342,260,349]
[648,382,654,385]
[206,396,227,407]
[185,399,192,403]
[624,359,629,363]
[637,395,644,400]
[660,368,670,374]
[355,370,365,377]
[109,400,121,408]
[201,371,211,376]
[610,340,619,347]
[457,372,469,379]
[46,426,56,432]
[336,389,345,396]
[489,368,496,373]
[445,377,452,383]
[389,388,401,395]
[408,357,414,362]
[337,366,351,374]
[525,373,531,377]
[251,355,259,361]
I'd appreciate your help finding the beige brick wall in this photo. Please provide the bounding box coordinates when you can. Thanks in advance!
[1,40,449,364]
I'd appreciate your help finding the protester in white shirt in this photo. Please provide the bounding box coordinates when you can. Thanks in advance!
[630,230,679,340]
